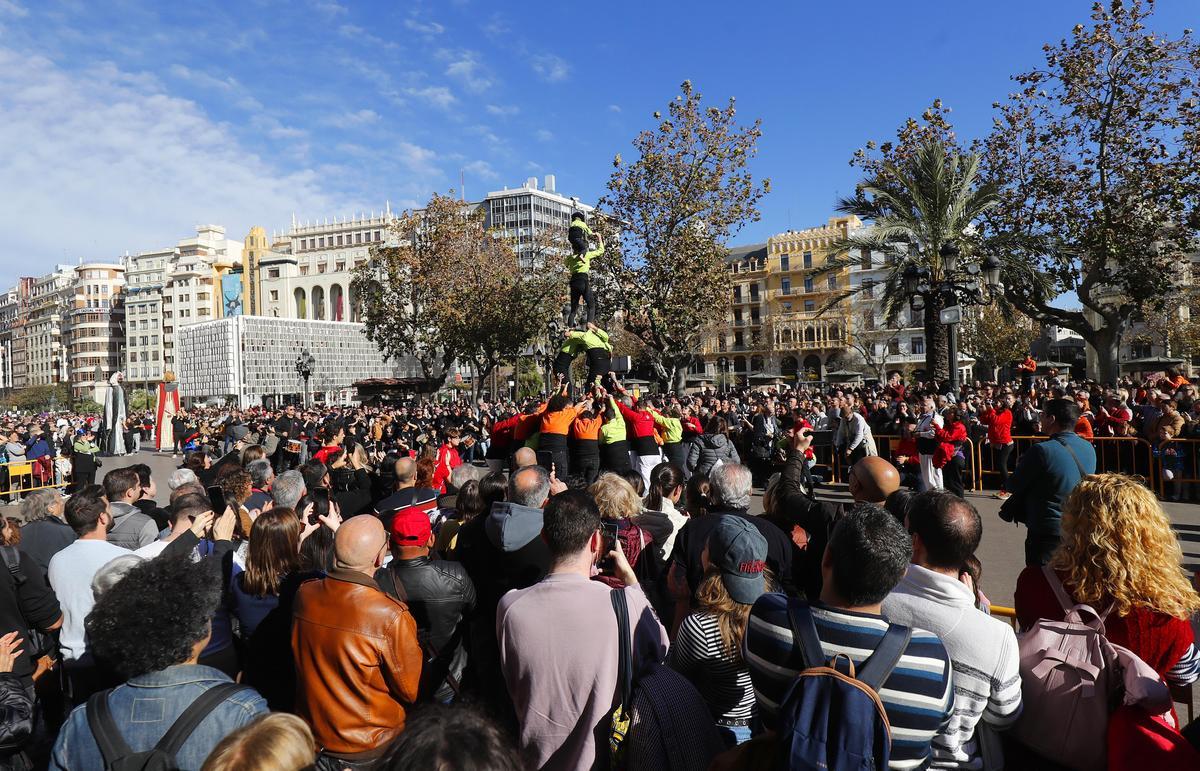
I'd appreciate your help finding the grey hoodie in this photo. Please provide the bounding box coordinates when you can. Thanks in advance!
[484,501,545,552]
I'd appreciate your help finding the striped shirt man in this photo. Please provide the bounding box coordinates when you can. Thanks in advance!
[883,565,1023,769]
[745,593,954,770]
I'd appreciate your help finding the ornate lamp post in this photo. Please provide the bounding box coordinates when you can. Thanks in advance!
[294,348,315,408]
[901,242,1003,395]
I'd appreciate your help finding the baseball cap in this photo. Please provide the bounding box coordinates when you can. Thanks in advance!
[390,505,432,548]
[708,516,768,605]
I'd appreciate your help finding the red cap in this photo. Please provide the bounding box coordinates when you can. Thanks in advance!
[390,505,432,547]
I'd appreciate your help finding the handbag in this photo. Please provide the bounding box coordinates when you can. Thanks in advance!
[608,588,633,770]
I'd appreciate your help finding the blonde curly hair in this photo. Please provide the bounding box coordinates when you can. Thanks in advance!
[588,473,642,520]
[1052,474,1200,620]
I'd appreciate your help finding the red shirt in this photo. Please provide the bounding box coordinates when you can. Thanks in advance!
[616,398,657,439]
[978,407,1013,445]
[432,444,462,493]
[489,415,521,450]
[1015,566,1195,683]
[682,416,703,437]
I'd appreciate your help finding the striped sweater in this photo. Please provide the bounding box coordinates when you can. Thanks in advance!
[882,565,1023,769]
[745,594,954,771]
[668,612,756,726]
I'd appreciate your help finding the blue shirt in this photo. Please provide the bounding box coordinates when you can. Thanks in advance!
[1006,431,1097,536]
[50,664,267,770]
[744,594,954,771]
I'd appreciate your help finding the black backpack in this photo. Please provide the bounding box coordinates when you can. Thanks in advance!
[86,682,249,771]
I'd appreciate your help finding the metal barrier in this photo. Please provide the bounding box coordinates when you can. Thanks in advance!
[989,605,1018,632]
[1151,437,1200,502]
[974,435,1159,496]
[0,458,68,498]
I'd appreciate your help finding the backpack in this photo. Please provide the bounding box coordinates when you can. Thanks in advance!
[85,682,249,771]
[1009,566,1118,771]
[774,603,910,771]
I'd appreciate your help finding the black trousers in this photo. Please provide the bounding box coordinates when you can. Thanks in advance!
[574,453,600,487]
[567,274,595,326]
[586,350,611,386]
[994,443,1014,491]
[943,455,965,498]
[553,351,575,382]
[1025,532,1061,566]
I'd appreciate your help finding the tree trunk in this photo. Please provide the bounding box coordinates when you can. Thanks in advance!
[1088,326,1122,385]
[923,297,950,384]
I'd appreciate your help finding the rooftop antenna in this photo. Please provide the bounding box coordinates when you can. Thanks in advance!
[460,168,465,201]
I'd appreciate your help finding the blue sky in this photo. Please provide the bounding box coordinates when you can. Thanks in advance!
[0,0,1194,289]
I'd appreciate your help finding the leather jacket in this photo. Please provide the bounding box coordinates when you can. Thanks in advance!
[376,556,476,702]
[292,569,422,758]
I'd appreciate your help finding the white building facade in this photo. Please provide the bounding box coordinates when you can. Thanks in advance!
[177,316,402,407]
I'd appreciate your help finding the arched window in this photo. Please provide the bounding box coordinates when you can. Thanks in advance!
[330,284,344,322]
[312,286,326,321]
[733,356,747,373]
[293,288,307,319]
[750,355,764,372]
[781,356,799,379]
[803,354,822,382]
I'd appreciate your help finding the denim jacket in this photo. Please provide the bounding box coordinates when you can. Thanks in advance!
[50,664,267,770]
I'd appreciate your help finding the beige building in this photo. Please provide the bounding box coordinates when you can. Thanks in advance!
[697,216,860,385]
[65,263,126,399]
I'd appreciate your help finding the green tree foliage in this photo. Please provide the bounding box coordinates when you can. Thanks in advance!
[597,81,769,392]
[978,0,1200,382]
[819,110,1001,382]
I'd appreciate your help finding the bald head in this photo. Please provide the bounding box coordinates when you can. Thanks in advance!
[514,447,537,469]
[848,457,900,504]
[394,457,416,487]
[334,515,388,573]
[905,490,981,571]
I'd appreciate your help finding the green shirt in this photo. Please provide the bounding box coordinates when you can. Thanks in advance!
[599,398,627,444]
[565,244,604,275]
[567,328,612,354]
[649,410,683,444]
[559,336,588,356]
[73,438,99,454]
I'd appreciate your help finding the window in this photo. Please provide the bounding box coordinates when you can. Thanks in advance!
[750,310,760,324]
[802,299,816,312]
[355,233,362,244]
[337,235,344,246]
[317,263,326,274]
[912,337,925,355]
[803,276,814,292]
[780,254,789,271]
[299,265,309,276]
[733,309,743,325]
[732,286,742,302]
[735,331,745,347]
[827,275,837,290]
[860,249,872,269]
[268,268,280,279]
[318,237,325,248]
[862,279,874,298]
[269,290,279,301]
[803,251,812,268]
[374,231,381,241]
[335,261,346,272]
[749,283,760,301]
[781,278,791,295]
[783,302,792,312]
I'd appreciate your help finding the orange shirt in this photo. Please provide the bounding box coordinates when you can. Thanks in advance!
[541,406,581,436]
[571,415,602,441]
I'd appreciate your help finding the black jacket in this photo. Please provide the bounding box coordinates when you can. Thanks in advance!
[770,452,843,600]
[375,556,476,702]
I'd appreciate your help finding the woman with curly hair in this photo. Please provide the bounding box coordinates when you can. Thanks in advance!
[1015,473,1200,686]
[52,556,268,769]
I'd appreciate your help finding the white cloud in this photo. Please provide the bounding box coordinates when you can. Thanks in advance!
[407,85,456,109]
[535,128,554,142]
[531,53,570,83]
[443,51,492,93]
[169,64,238,92]
[463,159,498,181]
[326,108,381,128]
[405,18,445,35]
[608,104,622,113]
[311,0,347,17]
[396,141,439,177]
[0,47,347,285]
[0,0,28,18]
[486,104,518,117]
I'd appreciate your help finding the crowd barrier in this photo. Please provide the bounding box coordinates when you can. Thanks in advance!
[0,458,68,499]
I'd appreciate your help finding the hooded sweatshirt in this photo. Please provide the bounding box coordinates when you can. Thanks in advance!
[881,565,1023,770]
[686,433,740,477]
[482,501,551,595]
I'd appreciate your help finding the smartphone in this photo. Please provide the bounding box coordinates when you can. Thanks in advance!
[599,521,619,573]
[536,450,555,473]
[309,487,330,525]
[205,485,226,517]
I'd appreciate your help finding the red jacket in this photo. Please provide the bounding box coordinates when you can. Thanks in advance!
[1015,567,1195,684]
[978,408,1013,445]
[682,415,703,437]
[933,420,967,469]
[432,444,461,493]
[616,398,657,439]
[489,414,521,450]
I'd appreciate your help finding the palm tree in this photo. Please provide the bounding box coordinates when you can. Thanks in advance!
[816,140,1000,383]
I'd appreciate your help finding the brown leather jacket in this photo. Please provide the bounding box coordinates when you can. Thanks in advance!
[292,568,422,758]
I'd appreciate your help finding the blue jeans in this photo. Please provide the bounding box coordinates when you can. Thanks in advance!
[718,724,753,747]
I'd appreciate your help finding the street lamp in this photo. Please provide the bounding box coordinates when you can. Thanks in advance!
[901,240,1004,395]
[294,348,315,408]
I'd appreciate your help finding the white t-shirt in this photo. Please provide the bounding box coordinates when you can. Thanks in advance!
[48,539,132,661]
[132,539,171,559]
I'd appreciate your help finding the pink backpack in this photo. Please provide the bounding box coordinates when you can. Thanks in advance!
[1010,566,1118,771]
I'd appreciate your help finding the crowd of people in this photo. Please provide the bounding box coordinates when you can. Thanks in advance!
[0,366,1197,769]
